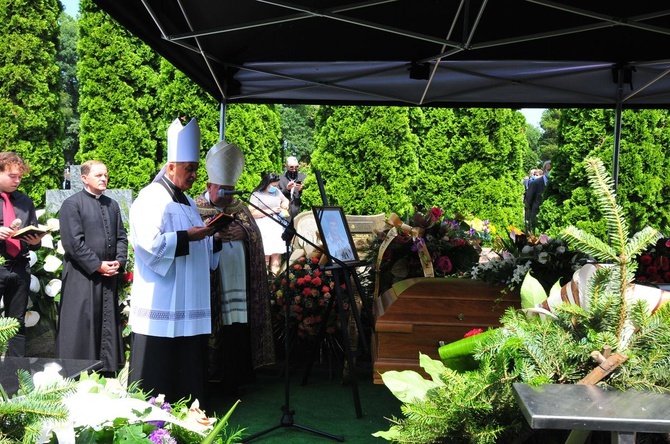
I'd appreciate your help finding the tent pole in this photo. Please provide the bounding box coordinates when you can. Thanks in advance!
[219,101,227,141]
[612,68,623,192]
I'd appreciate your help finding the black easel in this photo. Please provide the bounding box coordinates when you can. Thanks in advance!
[299,207,370,418]
[238,195,344,443]
[300,171,371,418]
[302,260,369,418]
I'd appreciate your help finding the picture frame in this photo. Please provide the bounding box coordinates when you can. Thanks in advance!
[312,206,359,265]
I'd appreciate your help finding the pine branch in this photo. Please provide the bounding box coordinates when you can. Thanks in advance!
[584,157,629,253]
[560,226,617,263]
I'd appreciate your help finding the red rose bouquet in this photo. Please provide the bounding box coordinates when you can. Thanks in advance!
[269,255,348,339]
[635,237,670,283]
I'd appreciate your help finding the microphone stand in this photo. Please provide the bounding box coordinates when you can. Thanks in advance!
[234,190,344,442]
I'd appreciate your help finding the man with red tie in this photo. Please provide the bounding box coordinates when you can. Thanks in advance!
[0,152,46,356]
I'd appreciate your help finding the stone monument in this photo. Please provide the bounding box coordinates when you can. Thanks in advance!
[45,165,133,223]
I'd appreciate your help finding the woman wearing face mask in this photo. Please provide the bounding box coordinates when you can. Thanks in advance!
[249,173,290,276]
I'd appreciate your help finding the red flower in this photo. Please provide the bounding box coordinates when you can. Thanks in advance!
[451,238,466,247]
[434,255,452,274]
[293,264,303,270]
[302,287,313,297]
[647,266,658,276]
[666,239,670,248]
[303,275,312,283]
[312,277,322,286]
[640,254,653,266]
[321,286,330,293]
[464,328,484,338]
[429,207,444,222]
[311,256,320,264]
[665,271,670,282]
[656,256,669,271]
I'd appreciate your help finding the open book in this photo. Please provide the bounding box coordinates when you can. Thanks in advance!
[11,225,52,240]
[205,212,236,231]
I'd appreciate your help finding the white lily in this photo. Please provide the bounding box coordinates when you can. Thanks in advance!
[46,218,60,231]
[44,255,63,272]
[41,233,55,249]
[28,250,38,267]
[30,275,41,293]
[25,310,40,327]
[45,279,62,297]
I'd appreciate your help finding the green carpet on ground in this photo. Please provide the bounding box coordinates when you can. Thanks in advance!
[208,361,401,443]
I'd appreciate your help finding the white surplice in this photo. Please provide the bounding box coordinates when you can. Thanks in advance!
[129,182,219,338]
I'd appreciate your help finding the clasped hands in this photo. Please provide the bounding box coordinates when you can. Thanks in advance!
[98,260,121,277]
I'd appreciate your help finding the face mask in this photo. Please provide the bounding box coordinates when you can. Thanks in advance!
[268,186,278,193]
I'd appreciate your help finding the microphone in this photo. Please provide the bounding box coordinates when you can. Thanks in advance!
[218,189,245,197]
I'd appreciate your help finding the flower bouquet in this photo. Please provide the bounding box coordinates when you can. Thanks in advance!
[634,237,670,284]
[471,227,592,293]
[361,207,485,298]
[269,254,347,340]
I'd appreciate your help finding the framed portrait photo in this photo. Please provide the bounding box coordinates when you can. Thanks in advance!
[312,206,359,265]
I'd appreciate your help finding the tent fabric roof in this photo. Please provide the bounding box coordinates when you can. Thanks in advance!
[91,0,670,108]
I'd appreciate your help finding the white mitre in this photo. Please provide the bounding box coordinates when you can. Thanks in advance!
[205,140,244,186]
[153,118,201,182]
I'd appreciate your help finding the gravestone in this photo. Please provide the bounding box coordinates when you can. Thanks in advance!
[45,165,133,223]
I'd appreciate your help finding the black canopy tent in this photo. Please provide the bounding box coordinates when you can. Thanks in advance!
[91,0,670,184]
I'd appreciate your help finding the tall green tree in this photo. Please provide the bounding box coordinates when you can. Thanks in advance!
[277,104,317,164]
[57,11,78,165]
[0,0,64,207]
[413,108,526,228]
[537,108,560,161]
[306,106,419,217]
[522,123,541,173]
[540,108,670,238]
[224,103,282,193]
[77,0,160,191]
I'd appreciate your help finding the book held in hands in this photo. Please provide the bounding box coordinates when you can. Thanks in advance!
[206,212,236,231]
[11,225,52,240]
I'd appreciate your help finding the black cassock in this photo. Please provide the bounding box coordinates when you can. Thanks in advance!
[56,191,128,372]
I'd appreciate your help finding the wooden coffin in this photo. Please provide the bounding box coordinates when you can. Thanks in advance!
[372,277,520,384]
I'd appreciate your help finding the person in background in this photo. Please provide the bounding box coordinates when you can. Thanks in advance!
[128,118,220,408]
[57,160,128,376]
[278,156,306,220]
[195,141,275,395]
[525,160,552,235]
[249,173,290,276]
[0,152,46,356]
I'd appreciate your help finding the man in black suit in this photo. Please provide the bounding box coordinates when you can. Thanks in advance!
[524,160,551,235]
